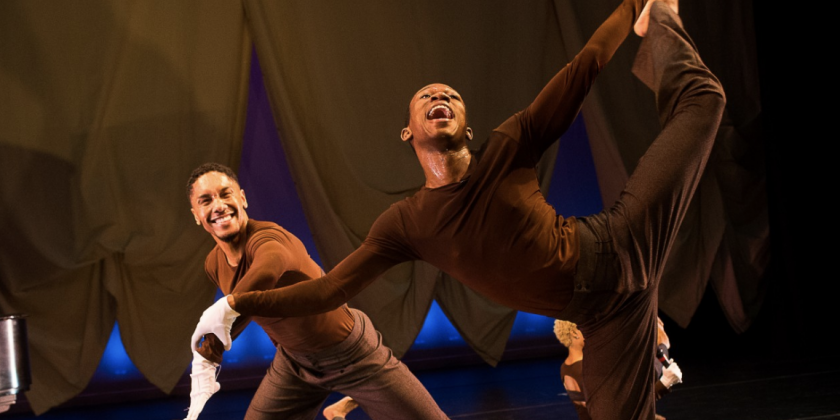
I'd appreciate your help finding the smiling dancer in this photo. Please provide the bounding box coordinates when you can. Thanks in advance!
[182,163,447,420]
[191,0,725,418]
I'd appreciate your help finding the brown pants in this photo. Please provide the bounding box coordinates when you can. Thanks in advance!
[245,308,448,420]
[559,3,725,419]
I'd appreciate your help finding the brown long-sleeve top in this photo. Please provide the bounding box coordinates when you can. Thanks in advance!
[232,0,639,320]
[561,360,592,420]
[197,220,353,364]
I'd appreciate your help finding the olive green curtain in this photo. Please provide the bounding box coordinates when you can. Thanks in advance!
[0,1,250,413]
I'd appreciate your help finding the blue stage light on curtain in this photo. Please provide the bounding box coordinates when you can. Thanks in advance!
[411,301,465,350]
[93,324,143,382]
[510,312,556,339]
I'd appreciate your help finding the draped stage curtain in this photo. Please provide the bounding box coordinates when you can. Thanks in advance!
[0,1,250,413]
[0,0,767,414]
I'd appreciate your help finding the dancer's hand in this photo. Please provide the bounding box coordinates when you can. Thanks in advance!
[184,351,221,420]
[660,360,682,387]
[191,296,240,352]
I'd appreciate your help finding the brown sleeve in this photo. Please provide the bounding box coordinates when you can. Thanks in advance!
[232,206,412,317]
[198,234,295,362]
[232,237,294,294]
[655,379,671,400]
[229,238,297,341]
[233,245,402,317]
[498,0,639,162]
[196,333,225,365]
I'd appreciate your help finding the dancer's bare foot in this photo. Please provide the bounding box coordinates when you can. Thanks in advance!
[323,396,359,420]
[634,0,679,37]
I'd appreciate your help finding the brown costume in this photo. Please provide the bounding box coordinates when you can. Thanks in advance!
[200,220,447,420]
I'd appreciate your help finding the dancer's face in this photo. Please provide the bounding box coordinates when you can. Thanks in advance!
[401,83,472,149]
[189,171,249,243]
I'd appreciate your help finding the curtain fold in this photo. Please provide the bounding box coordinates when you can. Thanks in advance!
[0,1,250,413]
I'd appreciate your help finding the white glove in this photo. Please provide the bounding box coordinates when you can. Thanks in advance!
[191,296,240,352]
[184,351,221,420]
[660,360,683,388]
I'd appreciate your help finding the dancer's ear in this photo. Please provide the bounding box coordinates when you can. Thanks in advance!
[401,127,413,142]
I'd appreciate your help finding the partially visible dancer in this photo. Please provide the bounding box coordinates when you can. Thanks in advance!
[182,163,448,420]
[653,316,682,399]
[192,1,725,418]
[554,319,683,420]
[553,320,589,420]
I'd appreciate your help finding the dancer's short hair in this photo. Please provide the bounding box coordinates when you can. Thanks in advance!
[186,162,239,199]
[554,319,578,348]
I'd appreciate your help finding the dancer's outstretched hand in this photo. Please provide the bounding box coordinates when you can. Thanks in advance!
[191,296,240,352]
[660,360,683,387]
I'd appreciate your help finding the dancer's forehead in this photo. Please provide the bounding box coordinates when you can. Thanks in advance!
[413,83,461,98]
[191,172,239,198]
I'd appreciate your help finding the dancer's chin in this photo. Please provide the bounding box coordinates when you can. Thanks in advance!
[217,231,239,243]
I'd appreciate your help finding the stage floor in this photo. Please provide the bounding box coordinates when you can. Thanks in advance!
[3,351,838,420]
